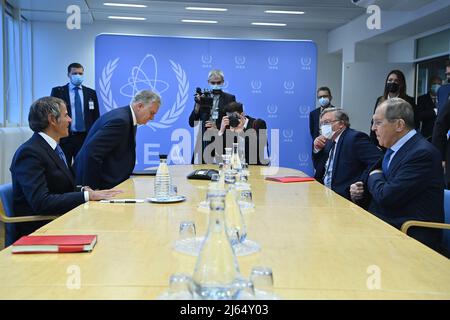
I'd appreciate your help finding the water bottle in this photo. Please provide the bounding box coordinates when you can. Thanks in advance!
[192,189,242,300]
[154,154,171,199]
[231,142,242,171]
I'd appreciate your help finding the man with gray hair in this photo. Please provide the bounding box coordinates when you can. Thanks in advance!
[75,90,161,189]
[189,69,236,163]
[10,97,122,243]
[313,108,381,201]
[351,98,444,251]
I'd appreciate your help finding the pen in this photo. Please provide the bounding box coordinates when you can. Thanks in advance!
[109,200,137,203]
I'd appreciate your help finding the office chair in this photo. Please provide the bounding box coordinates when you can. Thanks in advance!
[401,189,450,258]
[0,183,57,247]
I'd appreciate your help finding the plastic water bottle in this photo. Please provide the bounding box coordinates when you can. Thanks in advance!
[154,154,171,198]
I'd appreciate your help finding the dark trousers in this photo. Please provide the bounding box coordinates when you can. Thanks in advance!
[60,132,87,167]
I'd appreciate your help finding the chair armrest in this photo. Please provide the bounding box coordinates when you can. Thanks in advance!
[401,220,450,234]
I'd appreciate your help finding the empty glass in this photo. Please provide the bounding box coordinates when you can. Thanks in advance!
[238,188,254,211]
[179,221,196,240]
[168,273,193,299]
[234,278,255,300]
[250,266,274,295]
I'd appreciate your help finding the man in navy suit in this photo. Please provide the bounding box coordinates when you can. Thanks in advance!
[351,98,444,250]
[51,62,100,165]
[312,108,382,201]
[309,87,337,140]
[74,90,161,190]
[10,97,121,242]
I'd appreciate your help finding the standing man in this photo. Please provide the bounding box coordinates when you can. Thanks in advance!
[312,108,381,201]
[351,98,444,251]
[309,87,336,140]
[74,90,161,190]
[10,97,121,243]
[416,76,442,141]
[189,69,235,164]
[432,99,450,187]
[51,62,100,165]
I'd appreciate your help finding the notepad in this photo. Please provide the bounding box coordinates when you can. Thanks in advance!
[11,235,97,254]
[265,176,315,183]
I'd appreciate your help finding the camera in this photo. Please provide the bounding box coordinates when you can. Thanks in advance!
[194,87,214,121]
[227,113,241,128]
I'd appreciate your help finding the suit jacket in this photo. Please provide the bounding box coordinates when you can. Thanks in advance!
[313,128,382,200]
[308,105,336,140]
[432,99,450,184]
[9,133,85,241]
[74,106,136,190]
[417,92,437,140]
[369,95,417,146]
[367,133,444,250]
[51,83,100,133]
[222,116,270,165]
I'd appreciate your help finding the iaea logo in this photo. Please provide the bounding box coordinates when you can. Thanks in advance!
[251,80,262,93]
[201,55,212,64]
[284,81,295,92]
[301,57,312,70]
[99,54,189,131]
[298,105,310,118]
[282,129,294,142]
[268,56,278,69]
[267,104,278,118]
[235,56,246,69]
[298,152,309,165]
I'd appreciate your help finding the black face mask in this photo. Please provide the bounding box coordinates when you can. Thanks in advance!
[386,82,400,93]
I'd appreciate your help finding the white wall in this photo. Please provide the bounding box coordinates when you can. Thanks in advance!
[31,21,342,109]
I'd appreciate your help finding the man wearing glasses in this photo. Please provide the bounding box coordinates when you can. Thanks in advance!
[351,98,444,251]
[189,69,236,164]
[313,108,381,201]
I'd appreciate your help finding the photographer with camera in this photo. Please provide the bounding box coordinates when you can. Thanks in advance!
[218,101,270,165]
[189,69,236,164]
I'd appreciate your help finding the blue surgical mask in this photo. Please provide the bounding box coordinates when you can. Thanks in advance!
[319,97,330,107]
[431,84,441,95]
[320,124,334,139]
[209,84,223,92]
[70,74,84,86]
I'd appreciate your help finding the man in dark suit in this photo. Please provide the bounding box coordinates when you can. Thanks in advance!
[9,97,121,242]
[51,62,100,165]
[309,87,336,140]
[74,90,161,190]
[351,98,444,251]
[312,108,382,201]
[189,69,236,164]
[217,102,269,165]
[432,99,450,187]
[417,75,442,141]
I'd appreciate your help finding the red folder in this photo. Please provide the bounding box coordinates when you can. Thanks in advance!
[265,176,315,183]
[11,235,97,254]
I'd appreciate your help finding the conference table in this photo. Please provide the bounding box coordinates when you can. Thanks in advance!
[0,165,449,299]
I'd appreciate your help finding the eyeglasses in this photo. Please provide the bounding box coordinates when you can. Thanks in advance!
[209,81,223,85]
[320,120,340,126]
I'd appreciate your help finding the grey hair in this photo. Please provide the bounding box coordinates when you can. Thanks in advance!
[320,107,350,127]
[382,98,415,129]
[28,96,65,132]
[208,69,224,81]
[131,90,161,106]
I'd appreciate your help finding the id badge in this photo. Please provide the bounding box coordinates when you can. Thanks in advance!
[212,111,219,120]
[89,100,95,110]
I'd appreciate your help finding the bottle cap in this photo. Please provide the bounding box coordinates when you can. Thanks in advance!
[159,154,168,159]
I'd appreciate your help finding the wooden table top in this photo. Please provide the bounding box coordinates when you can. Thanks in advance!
[0,165,449,299]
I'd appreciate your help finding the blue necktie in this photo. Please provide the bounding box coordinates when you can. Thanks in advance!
[74,87,85,132]
[382,148,394,175]
[56,145,68,168]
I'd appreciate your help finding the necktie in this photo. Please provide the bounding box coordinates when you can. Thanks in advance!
[74,87,85,132]
[323,141,336,188]
[56,145,68,168]
[382,148,394,175]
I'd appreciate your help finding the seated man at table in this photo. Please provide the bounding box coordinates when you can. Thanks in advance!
[313,108,382,202]
[350,98,444,251]
[10,97,122,242]
[74,90,161,189]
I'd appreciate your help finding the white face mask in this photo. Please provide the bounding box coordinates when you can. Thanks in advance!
[320,124,334,139]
